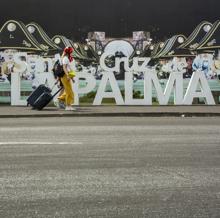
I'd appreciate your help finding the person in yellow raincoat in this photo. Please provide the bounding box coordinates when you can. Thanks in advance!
[54,47,76,111]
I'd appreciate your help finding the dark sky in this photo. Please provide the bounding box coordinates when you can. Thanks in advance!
[0,0,220,41]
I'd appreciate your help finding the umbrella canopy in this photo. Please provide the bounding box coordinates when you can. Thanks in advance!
[77,43,99,63]
[150,42,165,58]
[195,20,220,51]
[69,41,96,61]
[52,35,72,49]
[179,21,213,50]
[84,44,99,61]
[157,34,194,58]
[68,41,88,60]
[152,38,172,59]
[0,20,45,52]
[26,22,61,55]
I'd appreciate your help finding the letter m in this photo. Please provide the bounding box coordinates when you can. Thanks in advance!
[145,70,183,105]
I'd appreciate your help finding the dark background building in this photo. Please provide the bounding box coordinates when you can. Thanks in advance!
[0,0,219,41]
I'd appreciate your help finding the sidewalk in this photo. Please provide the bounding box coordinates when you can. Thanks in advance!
[0,105,220,118]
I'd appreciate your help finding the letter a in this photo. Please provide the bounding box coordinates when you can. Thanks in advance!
[93,72,124,105]
[183,71,215,105]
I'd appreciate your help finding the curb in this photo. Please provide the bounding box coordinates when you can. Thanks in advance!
[1,112,220,118]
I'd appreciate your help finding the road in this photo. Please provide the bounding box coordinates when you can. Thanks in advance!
[0,117,220,218]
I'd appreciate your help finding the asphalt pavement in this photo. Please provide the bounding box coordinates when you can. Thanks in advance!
[0,105,220,118]
[0,117,220,217]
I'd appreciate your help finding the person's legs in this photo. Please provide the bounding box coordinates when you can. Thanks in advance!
[58,90,66,102]
[54,79,65,109]
[65,83,74,106]
[59,75,74,109]
[54,97,66,109]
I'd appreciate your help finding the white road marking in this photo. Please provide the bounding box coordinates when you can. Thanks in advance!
[0,142,83,145]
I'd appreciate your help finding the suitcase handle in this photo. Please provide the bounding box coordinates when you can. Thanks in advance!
[51,81,58,91]
[52,87,63,98]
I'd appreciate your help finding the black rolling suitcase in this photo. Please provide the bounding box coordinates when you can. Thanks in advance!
[27,84,51,107]
[32,87,63,110]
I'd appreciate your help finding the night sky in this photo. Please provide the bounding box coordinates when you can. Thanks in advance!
[0,0,220,41]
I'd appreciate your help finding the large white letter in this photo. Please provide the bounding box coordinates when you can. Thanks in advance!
[11,53,28,106]
[74,72,96,105]
[93,72,124,105]
[124,72,146,105]
[11,72,27,106]
[183,71,215,105]
[145,70,184,105]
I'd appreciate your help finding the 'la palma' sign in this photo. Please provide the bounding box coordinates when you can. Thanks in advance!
[11,53,216,106]
[74,54,216,105]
